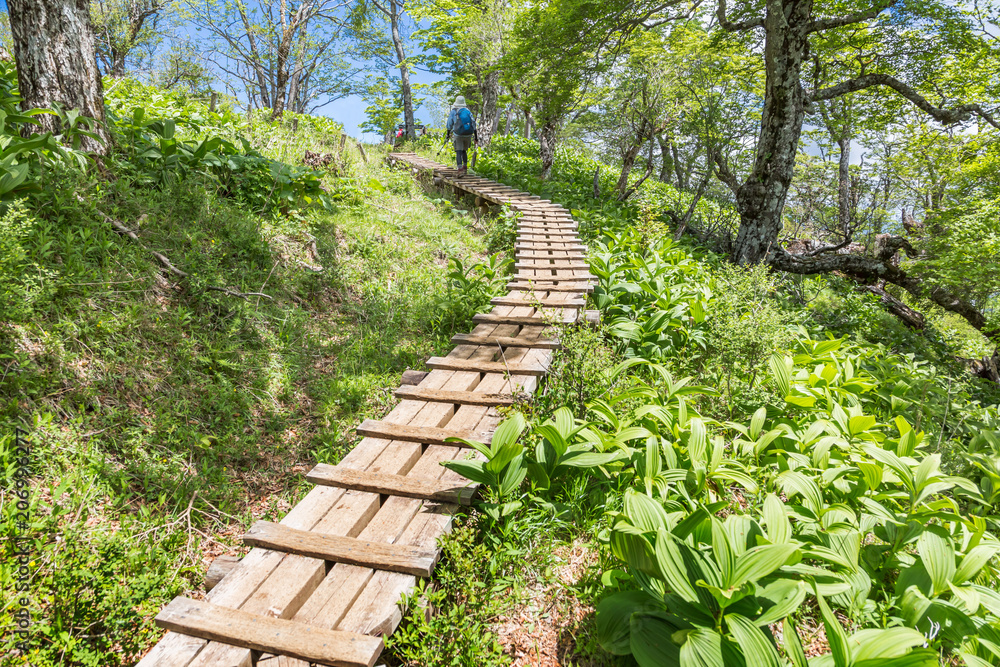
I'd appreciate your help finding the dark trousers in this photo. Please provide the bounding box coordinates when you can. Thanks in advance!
[453,134,473,168]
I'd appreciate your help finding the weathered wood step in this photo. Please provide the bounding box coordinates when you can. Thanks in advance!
[506,281,595,293]
[242,521,439,576]
[471,312,576,326]
[426,355,550,375]
[154,597,383,667]
[307,463,478,505]
[451,333,560,349]
[517,253,587,261]
[356,419,490,445]
[511,272,596,282]
[491,296,586,307]
[515,243,587,251]
[514,261,591,270]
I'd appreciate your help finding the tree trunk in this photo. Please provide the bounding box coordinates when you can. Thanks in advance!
[730,0,812,265]
[836,134,851,233]
[111,50,127,78]
[477,69,501,148]
[237,3,271,109]
[616,142,643,196]
[673,141,686,188]
[523,107,533,138]
[503,97,515,135]
[287,21,310,115]
[8,0,109,154]
[658,134,674,184]
[538,118,558,180]
[389,1,415,140]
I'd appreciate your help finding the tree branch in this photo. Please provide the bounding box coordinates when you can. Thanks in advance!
[716,0,764,31]
[709,146,740,194]
[768,246,998,341]
[806,0,898,33]
[811,73,1000,129]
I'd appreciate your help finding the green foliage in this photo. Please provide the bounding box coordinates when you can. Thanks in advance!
[706,263,792,414]
[110,97,332,213]
[475,135,730,243]
[430,253,512,337]
[0,201,52,321]
[442,140,1000,666]
[538,323,620,417]
[387,520,510,665]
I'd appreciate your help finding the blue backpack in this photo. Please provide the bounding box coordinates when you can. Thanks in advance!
[455,107,475,136]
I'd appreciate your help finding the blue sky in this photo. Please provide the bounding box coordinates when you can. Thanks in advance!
[321,68,447,141]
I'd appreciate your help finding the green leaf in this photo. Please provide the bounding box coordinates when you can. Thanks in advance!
[849,415,877,436]
[817,593,851,667]
[854,650,939,667]
[916,526,955,596]
[783,617,808,667]
[711,518,736,585]
[596,590,649,655]
[769,353,791,396]
[677,627,723,667]
[688,418,707,464]
[785,394,816,408]
[492,412,527,450]
[777,471,824,514]
[630,613,682,666]
[611,527,658,577]
[653,530,702,603]
[762,494,791,544]
[750,407,767,440]
[755,579,806,626]
[725,613,781,667]
[954,544,1000,584]
[731,544,799,588]
[624,489,669,532]
[849,627,927,660]
[439,459,493,487]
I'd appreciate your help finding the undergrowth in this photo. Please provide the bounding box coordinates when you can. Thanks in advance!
[388,136,1000,667]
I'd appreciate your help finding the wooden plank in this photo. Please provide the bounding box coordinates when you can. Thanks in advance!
[510,274,595,284]
[450,333,560,348]
[356,419,490,446]
[506,281,595,293]
[426,355,548,376]
[306,464,478,505]
[393,384,519,406]
[242,521,439,576]
[514,261,590,270]
[490,296,586,307]
[515,243,586,251]
[471,312,576,326]
[154,597,383,667]
[399,369,428,386]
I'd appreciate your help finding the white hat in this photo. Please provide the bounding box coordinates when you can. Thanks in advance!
[453,95,467,108]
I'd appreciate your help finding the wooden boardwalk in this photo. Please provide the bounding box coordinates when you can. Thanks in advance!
[138,152,596,667]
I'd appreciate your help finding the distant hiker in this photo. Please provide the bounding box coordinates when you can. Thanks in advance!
[446,95,477,176]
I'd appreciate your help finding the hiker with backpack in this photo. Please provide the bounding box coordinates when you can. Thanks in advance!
[445,95,477,176]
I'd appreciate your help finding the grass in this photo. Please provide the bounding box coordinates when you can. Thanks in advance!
[0,129,501,664]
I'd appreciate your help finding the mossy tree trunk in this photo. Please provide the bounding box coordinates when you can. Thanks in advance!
[8,0,109,154]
